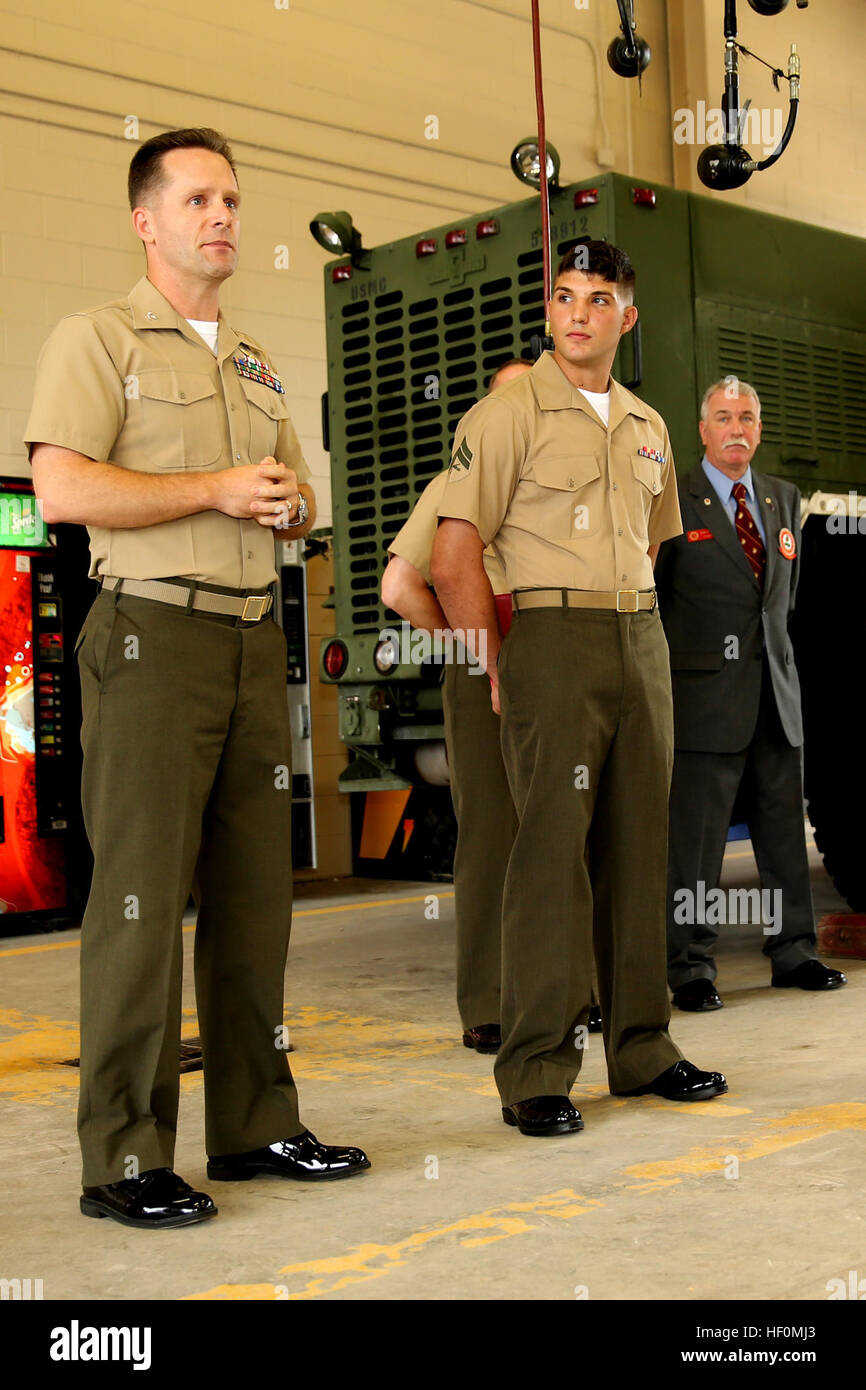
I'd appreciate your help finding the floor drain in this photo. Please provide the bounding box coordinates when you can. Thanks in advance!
[61,1036,294,1071]
[179,1039,204,1073]
[62,1037,205,1073]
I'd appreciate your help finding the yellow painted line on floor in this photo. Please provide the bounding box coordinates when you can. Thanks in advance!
[0,890,455,958]
[0,938,82,959]
[0,1001,474,1105]
[290,892,453,920]
[0,1007,203,1105]
[184,1101,866,1301]
[185,1190,607,1300]
[622,1102,866,1191]
[0,1008,81,1103]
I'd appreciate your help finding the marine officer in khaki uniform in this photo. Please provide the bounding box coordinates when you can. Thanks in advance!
[25,128,368,1228]
[432,242,728,1136]
[383,360,529,1054]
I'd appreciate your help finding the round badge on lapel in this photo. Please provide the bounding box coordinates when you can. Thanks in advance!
[779,527,796,559]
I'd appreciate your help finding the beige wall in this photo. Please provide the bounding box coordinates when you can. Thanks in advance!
[3,1,862,502]
[667,0,866,230]
[0,0,672,504]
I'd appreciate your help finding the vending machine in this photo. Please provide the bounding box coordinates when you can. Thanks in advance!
[0,480,93,931]
[276,538,316,871]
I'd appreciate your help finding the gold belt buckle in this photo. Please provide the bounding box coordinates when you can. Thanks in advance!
[241,593,269,622]
[615,589,639,613]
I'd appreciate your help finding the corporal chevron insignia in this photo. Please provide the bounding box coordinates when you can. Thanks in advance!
[450,439,474,476]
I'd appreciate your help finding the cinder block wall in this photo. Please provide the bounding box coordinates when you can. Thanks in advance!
[667,0,865,228]
[0,0,675,493]
[2,0,863,876]
[3,1,863,492]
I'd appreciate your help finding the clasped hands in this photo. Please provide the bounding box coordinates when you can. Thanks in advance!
[218,456,302,529]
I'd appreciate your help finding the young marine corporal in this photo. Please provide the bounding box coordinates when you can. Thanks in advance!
[431,242,729,1137]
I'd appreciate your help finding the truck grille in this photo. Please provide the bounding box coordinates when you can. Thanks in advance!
[714,324,866,458]
[334,263,548,633]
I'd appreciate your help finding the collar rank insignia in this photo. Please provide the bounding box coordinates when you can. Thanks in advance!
[233,352,286,394]
[637,445,665,464]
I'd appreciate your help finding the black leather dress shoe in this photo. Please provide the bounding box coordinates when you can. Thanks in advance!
[672,978,724,1012]
[587,1005,603,1033]
[502,1095,584,1137]
[80,1168,217,1229]
[621,1059,728,1102]
[462,1024,501,1053]
[772,959,847,991]
[207,1130,370,1182]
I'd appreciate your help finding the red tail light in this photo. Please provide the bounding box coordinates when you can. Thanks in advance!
[323,640,348,679]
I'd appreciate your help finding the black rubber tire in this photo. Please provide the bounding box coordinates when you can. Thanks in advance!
[792,513,866,916]
[807,795,866,913]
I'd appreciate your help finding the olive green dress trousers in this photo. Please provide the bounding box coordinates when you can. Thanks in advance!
[494,606,682,1106]
[442,660,518,1030]
[76,588,301,1187]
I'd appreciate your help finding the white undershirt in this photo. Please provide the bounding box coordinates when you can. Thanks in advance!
[186,318,219,354]
[578,386,610,427]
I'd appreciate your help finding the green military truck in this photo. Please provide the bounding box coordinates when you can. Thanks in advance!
[316,171,866,903]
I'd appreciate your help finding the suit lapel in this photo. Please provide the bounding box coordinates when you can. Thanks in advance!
[754,474,779,597]
[687,466,756,585]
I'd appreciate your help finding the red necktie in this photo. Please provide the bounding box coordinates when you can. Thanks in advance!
[732,481,765,584]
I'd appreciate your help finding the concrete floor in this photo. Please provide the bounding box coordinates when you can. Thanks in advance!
[0,832,863,1302]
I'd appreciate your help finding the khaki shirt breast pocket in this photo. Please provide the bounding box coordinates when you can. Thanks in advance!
[240,378,293,466]
[525,454,602,538]
[630,452,663,496]
[616,448,663,537]
[130,370,222,470]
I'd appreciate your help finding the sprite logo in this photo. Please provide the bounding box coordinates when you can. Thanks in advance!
[0,495,47,546]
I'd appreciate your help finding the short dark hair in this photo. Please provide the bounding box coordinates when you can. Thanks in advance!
[128,128,238,211]
[487,357,532,390]
[555,239,635,298]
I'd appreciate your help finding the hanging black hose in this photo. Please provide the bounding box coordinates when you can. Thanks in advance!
[698,0,803,189]
[754,97,799,169]
[615,0,637,55]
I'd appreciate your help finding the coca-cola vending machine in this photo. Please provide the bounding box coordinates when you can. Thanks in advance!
[0,479,93,931]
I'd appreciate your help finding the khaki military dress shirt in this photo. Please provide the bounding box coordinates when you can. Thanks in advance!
[389,471,507,591]
[437,351,682,593]
[24,276,311,587]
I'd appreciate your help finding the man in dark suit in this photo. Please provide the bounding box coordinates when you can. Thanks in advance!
[655,378,846,1010]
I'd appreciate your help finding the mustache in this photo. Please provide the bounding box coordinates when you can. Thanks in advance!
[724,438,749,448]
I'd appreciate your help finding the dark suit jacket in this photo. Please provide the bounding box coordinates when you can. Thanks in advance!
[654,463,803,754]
